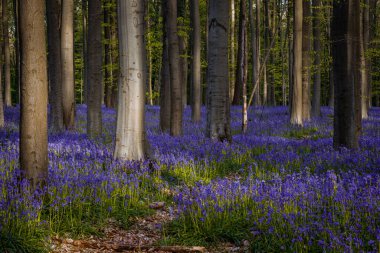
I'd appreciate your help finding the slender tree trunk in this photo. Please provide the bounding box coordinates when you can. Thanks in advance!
[160,0,171,132]
[254,0,261,106]
[178,0,188,108]
[114,0,149,160]
[104,2,113,108]
[368,0,376,108]
[332,0,360,149]
[165,0,182,136]
[110,2,118,108]
[12,0,20,104]
[263,0,270,105]
[311,0,321,117]
[190,0,201,122]
[207,0,231,142]
[61,0,75,130]
[87,0,102,138]
[290,0,303,126]
[230,0,236,101]
[361,0,369,119]
[19,0,48,187]
[328,5,334,108]
[82,0,87,105]
[288,0,293,111]
[0,0,3,127]
[47,0,64,132]
[302,0,311,121]
[232,0,247,106]
[3,0,11,106]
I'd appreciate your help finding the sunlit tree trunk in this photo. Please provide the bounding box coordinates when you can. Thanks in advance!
[230,0,236,101]
[87,0,102,138]
[361,0,369,119]
[61,0,75,130]
[302,0,311,121]
[190,0,201,122]
[47,0,64,132]
[19,0,48,187]
[207,0,231,142]
[290,0,303,126]
[114,0,149,160]
[3,0,11,106]
[311,0,321,117]
[165,0,182,136]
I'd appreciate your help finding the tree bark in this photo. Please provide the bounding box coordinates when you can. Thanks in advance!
[114,0,149,160]
[12,0,20,104]
[302,0,311,121]
[252,0,261,106]
[19,0,48,187]
[290,0,303,126]
[61,0,75,130]
[190,0,201,123]
[0,0,3,127]
[229,0,236,102]
[178,0,188,108]
[47,0,64,132]
[82,0,88,104]
[3,0,11,106]
[311,0,321,117]
[207,0,232,142]
[165,0,183,136]
[332,0,361,149]
[87,0,103,138]
[104,1,113,108]
[361,0,369,119]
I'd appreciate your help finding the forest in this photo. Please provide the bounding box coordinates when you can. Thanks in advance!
[0,0,379,252]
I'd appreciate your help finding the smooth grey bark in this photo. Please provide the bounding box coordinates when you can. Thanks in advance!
[114,0,149,160]
[207,0,231,142]
[19,0,48,187]
[3,0,11,106]
[47,0,64,132]
[165,0,183,136]
[311,0,321,117]
[61,0,75,130]
[291,0,303,126]
[190,0,201,122]
[302,0,311,121]
[332,0,361,149]
[87,0,102,138]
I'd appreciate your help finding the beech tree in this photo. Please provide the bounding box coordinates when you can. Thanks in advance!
[311,0,321,118]
[291,0,303,126]
[87,0,103,138]
[3,0,11,106]
[19,0,48,186]
[332,0,361,149]
[302,0,311,121]
[0,0,3,127]
[207,0,231,142]
[61,0,75,130]
[190,0,201,123]
[47,0,63,132]
[114,0,149,160]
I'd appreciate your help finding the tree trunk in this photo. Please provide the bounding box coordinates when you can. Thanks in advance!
[263,0,270,105]
[82,0,88,104]
[19,0,48,187]
[253,0,261,106]
[146,2,154,106]
[178,0,188,108]
[0,0,3,127]
[104,1,113,108]
[302,0,311,121]
[361,0,369,119]
[190,0,201,122]
[86,0,102,138]
[114,0,149,160]
[288,0,293,112]
[311,0,321,117]
[207,0,232,142]
[232,0,247,106]
[165,0,182,136]
[230,0,236,102]
[332,0,360,149]
[3,0,11,106]
[61,0,75,130]
[290,0,303,126]
[160,0,171,133]
[47,0,64,132]
[12,0,20,104]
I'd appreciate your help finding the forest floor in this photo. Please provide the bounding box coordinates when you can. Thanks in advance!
[0,106,379,253]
